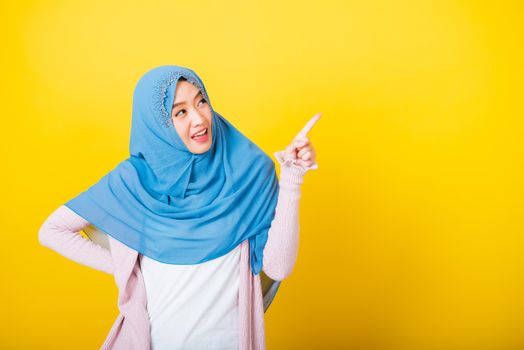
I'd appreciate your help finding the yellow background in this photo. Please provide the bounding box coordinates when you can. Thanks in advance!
[2,0,523,349]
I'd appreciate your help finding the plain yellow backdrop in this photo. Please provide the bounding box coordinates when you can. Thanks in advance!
[2,0,523,349]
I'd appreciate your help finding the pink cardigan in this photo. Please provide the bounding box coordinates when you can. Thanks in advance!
[38,151,317,349]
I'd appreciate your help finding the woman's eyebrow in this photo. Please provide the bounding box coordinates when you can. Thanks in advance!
[173,91,203,108]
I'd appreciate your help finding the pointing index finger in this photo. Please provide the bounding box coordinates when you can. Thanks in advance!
[295,112,322,140]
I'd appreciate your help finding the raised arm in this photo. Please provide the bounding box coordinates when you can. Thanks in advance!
[262,150,317,281]
[38,205,114,275]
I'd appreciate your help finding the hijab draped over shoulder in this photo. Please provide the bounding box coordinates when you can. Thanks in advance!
[64,65,279,275]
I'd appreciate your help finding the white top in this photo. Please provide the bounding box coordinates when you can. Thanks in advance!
[139,244,241,350]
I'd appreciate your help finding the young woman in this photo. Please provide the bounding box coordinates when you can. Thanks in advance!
[38,65,319,350]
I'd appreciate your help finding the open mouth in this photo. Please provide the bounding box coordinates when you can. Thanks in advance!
[191,128,208,142]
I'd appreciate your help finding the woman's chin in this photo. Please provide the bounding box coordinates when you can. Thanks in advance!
[188,135,212,154]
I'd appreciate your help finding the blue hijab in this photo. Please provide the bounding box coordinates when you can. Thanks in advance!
[64,65,280,275]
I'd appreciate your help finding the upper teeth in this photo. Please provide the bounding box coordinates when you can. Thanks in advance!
[194,129,206,137]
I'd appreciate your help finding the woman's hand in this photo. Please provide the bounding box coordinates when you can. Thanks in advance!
[282,113,321,168]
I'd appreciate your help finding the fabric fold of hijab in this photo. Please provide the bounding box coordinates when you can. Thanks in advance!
[64,65,280,275]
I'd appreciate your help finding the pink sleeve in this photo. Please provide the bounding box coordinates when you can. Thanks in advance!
[262,150,318,281]
[38,205,114,275]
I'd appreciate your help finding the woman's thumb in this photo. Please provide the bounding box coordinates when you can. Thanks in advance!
[284,142,297,160]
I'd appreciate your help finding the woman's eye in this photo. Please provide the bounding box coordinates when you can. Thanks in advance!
[173,98,207,117]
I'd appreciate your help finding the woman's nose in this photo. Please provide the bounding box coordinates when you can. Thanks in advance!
[190,109,206,125]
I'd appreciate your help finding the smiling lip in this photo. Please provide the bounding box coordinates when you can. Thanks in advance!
[191,128,207,138]
[192,131,209,143]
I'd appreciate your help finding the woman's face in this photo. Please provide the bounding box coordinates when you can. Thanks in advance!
[170,80,213,154]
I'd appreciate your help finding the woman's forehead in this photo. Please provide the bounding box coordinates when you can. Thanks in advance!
[176,78,199,89]
[173,81,202,103]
